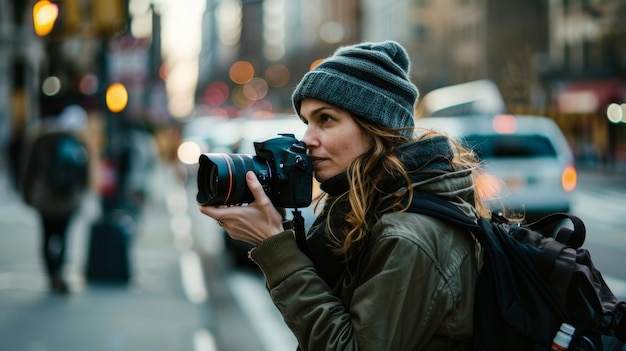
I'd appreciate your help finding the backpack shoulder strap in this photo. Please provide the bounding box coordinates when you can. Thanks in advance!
[405,192,575,286]
[402,191,481,230]
[525,212,586,248]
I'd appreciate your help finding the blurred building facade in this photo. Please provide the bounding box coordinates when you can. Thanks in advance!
[1,0,180,222]
[194,0,625,166]
[2,0,625,169]
[544,0,626,165]
[362,0,550,111]
[196,0,361,117]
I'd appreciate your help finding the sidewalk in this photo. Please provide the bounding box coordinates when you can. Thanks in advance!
[0,164,212,351]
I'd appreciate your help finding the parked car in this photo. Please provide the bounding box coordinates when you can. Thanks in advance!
[415,114,577,223]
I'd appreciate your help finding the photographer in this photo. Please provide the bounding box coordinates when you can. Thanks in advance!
[199,41,490,350]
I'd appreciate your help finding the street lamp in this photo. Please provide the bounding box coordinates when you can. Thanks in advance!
[33,0,58,36]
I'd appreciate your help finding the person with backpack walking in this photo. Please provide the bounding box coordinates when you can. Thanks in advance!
[199,41,493,350]
[22,105,90,295]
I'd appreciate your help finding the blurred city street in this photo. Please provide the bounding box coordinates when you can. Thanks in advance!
[0,158,299,351]
[2,158,626,351]
[0,161,207,351]
[1,0,625,350]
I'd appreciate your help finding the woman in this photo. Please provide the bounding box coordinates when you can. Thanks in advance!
[200,41,489,350]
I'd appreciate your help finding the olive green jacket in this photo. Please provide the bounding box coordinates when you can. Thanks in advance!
[250,169,481,351]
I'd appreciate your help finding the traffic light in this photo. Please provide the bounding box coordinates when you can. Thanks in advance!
[32,0,127,38]
[33,0,58,36]
[33,0,82,37]
[106,83,128,113]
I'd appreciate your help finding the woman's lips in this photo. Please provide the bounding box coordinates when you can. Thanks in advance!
[309,157,324,167]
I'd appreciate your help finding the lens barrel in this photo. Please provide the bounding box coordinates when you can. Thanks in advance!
[196,153,271,206]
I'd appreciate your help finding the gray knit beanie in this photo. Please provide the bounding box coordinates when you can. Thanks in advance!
[292,40,419,139]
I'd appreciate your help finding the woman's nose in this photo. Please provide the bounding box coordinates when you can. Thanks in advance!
[301,128,316,148]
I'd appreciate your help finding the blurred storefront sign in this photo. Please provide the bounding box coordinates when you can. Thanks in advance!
[107,34,150,117]
[556,79,626,114]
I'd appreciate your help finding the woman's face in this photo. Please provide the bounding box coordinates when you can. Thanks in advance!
[300,98,372,183]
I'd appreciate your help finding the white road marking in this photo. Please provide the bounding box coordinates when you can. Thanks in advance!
[167,186,216,351]
[228,272,298,351]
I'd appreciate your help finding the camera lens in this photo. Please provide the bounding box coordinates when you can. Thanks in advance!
[209,166,219,197]
[196,153,272,206]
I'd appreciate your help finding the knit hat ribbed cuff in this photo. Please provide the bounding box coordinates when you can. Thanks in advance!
[292,41,419,139]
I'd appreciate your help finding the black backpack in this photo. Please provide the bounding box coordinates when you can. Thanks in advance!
[47,133,89,193]
[404,191,626,351]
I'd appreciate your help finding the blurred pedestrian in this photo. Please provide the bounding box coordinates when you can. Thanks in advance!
[5,88,27,191]
[22,105,90,294]
[199,41,490,349]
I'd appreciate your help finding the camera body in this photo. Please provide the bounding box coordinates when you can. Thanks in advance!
[196,133,313,208]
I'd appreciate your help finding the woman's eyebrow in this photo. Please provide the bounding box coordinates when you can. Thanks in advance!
[309,106,337,116]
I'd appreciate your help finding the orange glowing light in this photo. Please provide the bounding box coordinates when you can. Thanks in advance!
[106,83,128,113]
[33,0,59,36]
[229,61,255,85]
[561,164,577,192]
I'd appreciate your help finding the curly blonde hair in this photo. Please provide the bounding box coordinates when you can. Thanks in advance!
[316,120,495,259]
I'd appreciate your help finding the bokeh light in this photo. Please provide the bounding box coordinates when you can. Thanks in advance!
[607,103,624,123]
[561,164,578,192]
[492,114,518,134]
[203,81,229,106]
[243,78,268,101]
[33,0,58,36]
[265,64,290,87]
[42,76,61,96]
[319,22,346,43]
[79,74,99,95]
[106,83,129,113]
[229,61,255,84]
[177,141,202,165]
[217,1,242,46]
[309,58,325,71]
[231,86,252,109]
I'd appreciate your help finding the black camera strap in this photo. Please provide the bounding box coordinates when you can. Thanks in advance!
[291,209,308,255]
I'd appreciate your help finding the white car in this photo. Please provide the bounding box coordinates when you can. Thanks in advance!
[415,114,577,223]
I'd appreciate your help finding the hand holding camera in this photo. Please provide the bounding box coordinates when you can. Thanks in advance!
[198,171,288,245]
[196,133,313,208]
[196,134,313,245]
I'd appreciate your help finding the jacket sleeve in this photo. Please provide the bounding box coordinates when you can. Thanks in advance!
[250,222,456,351]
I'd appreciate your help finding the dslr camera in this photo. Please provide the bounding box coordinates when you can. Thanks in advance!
[196,134,313,208]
